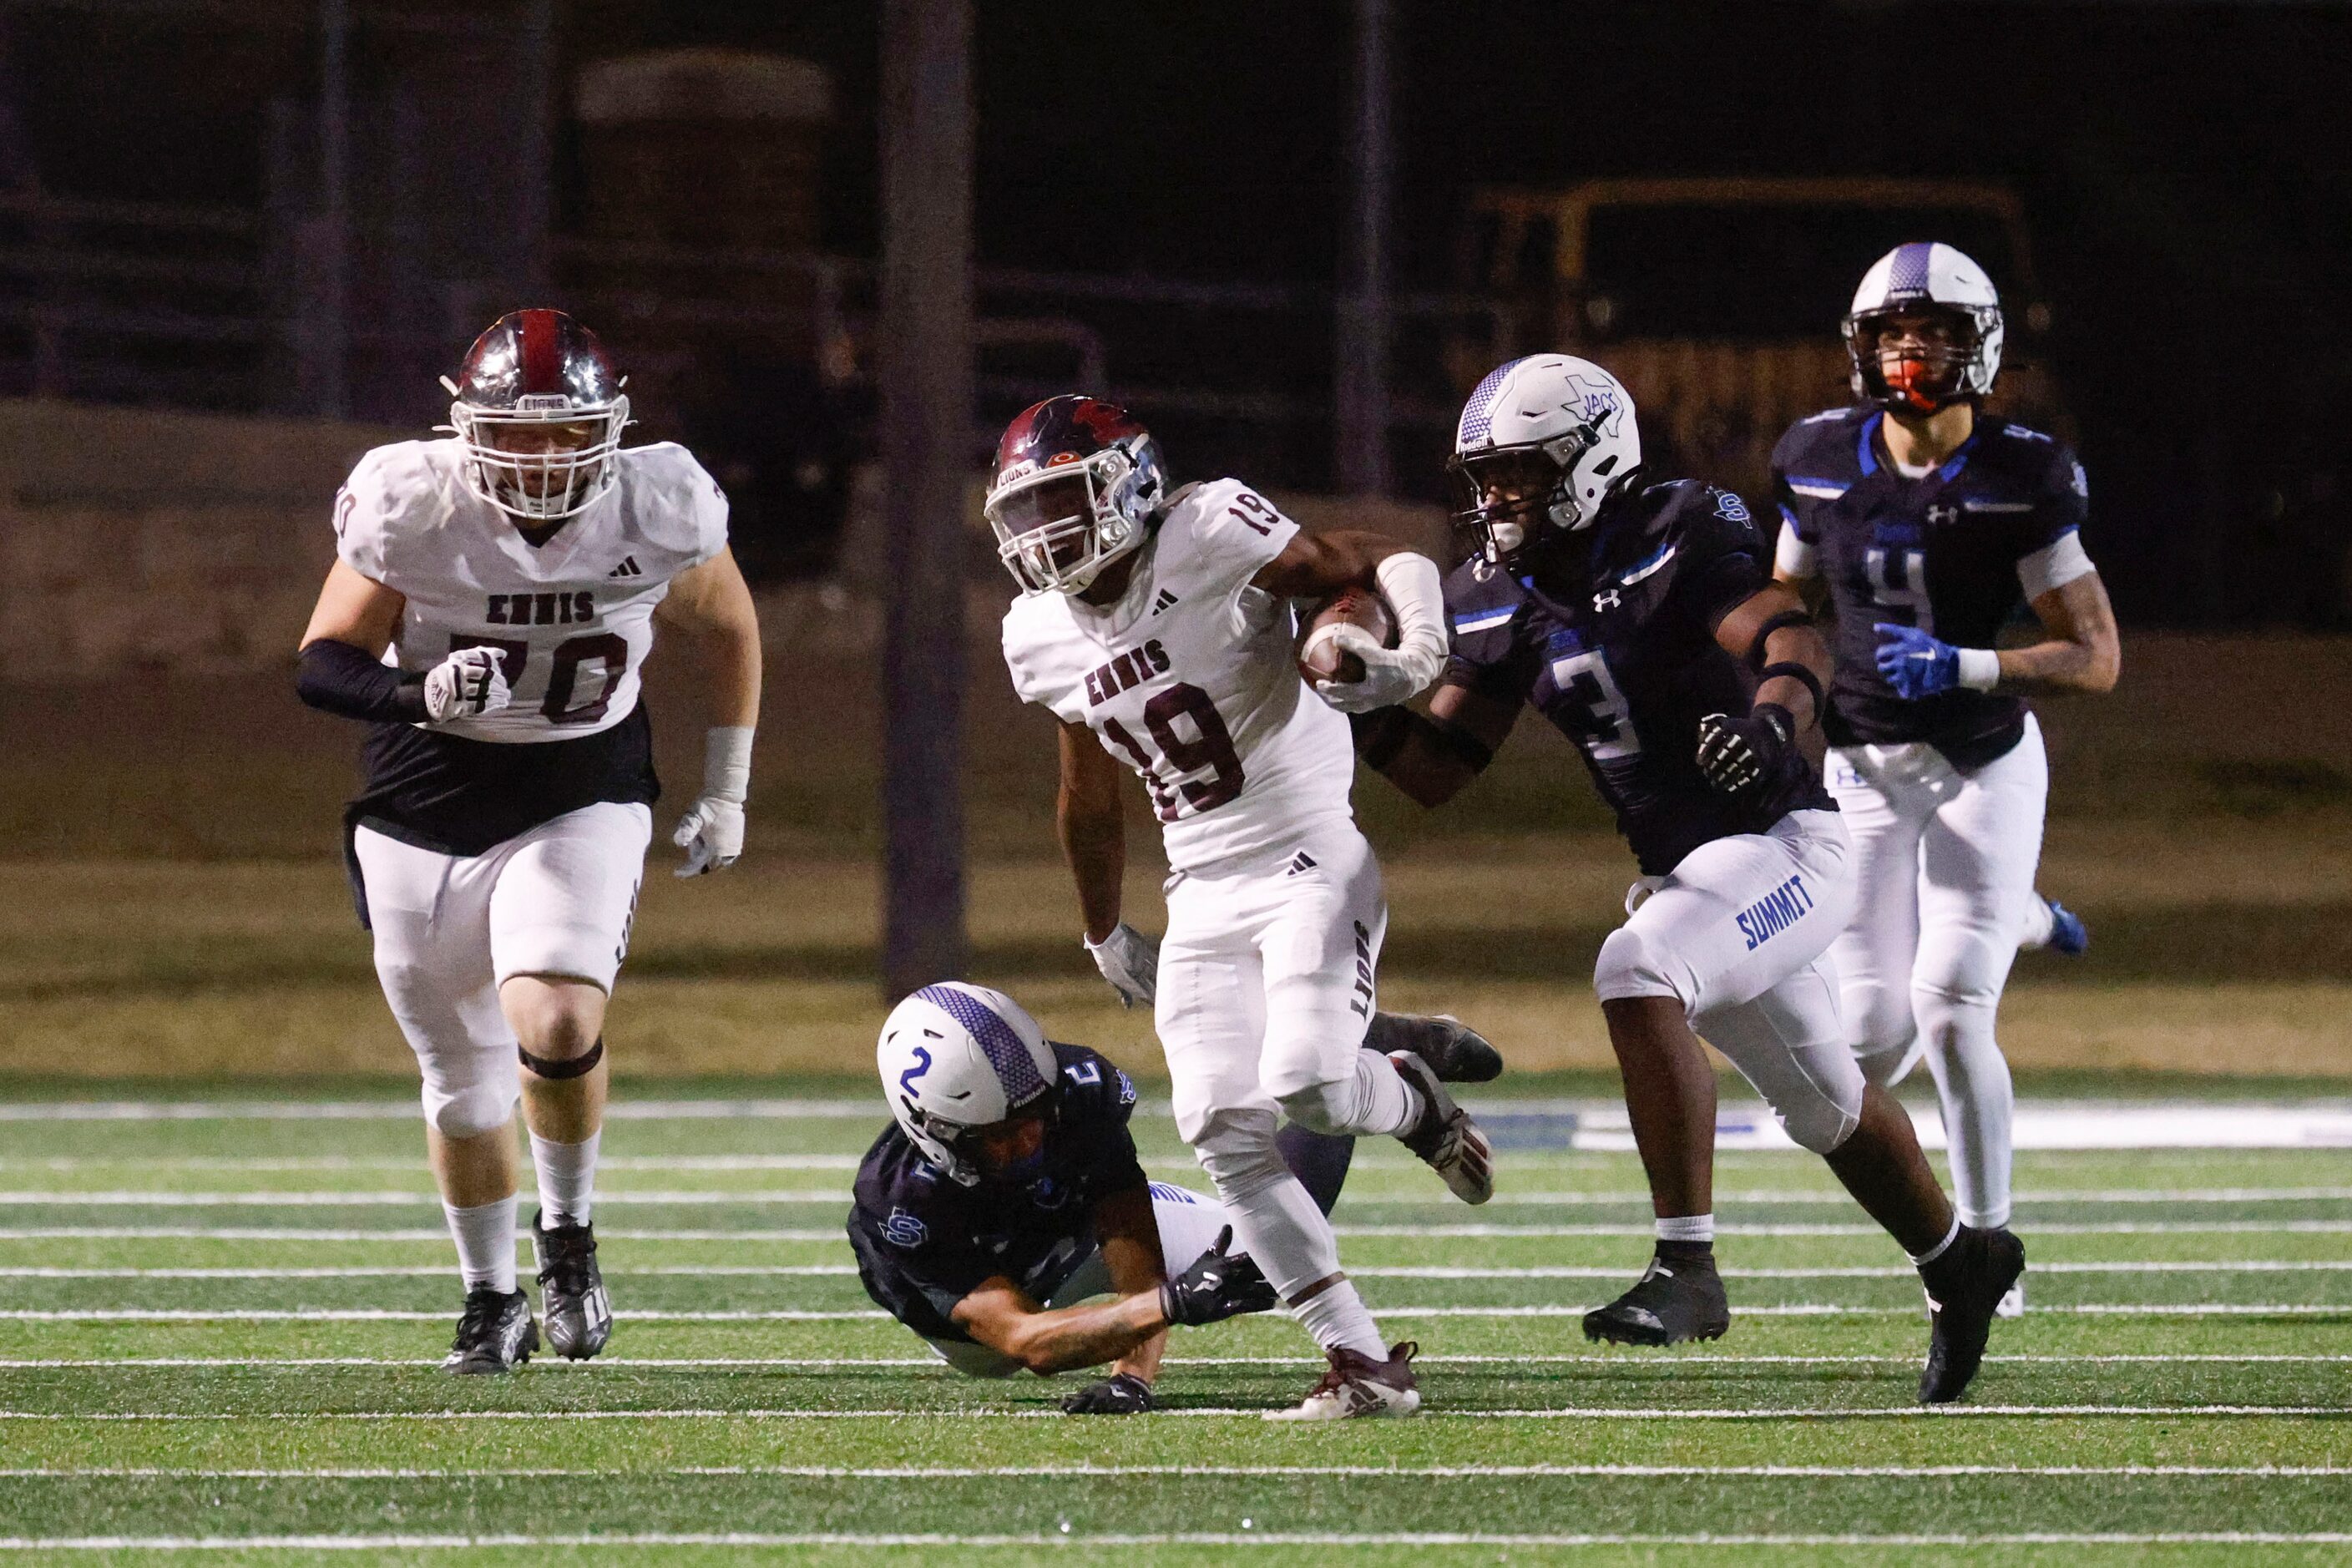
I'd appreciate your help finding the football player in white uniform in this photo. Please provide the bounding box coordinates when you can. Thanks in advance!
[993,395,1493,1420]
[294,310,762,1373]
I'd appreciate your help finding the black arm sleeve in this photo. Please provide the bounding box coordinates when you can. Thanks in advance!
[296,639,428,725]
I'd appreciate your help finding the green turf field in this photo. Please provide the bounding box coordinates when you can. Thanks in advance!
[2,1088,2345,1563]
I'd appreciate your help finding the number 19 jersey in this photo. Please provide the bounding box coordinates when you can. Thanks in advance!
[999,479,1358,873]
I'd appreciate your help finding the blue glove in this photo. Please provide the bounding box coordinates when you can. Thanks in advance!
[1874,622,1960,700]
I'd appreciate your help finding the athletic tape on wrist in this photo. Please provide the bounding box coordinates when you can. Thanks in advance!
[702,726,756,803]
[518,1035,604,1080]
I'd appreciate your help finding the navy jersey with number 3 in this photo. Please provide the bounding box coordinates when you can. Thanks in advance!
[1442,479,1834,877]
[1773,408,2090,767]
[845,1044,1146,1344]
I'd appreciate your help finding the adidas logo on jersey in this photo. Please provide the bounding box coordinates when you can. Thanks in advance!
[1285,851,1318,877]
[1151,589,1180,616]
[607,556,643,579]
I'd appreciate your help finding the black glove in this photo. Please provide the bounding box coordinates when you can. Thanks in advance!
[1696,704,1802,803]
[1060,1371,1156,1415]
[1159,1226,1280,1327]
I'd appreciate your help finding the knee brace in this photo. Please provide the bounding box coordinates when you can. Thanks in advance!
[1189,1107,1291,1203]
[1595,923,1687,1007]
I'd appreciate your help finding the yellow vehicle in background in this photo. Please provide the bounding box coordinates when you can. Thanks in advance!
[1449,178,2071,503]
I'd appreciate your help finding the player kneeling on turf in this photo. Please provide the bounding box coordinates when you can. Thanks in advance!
[849,982,1366,1412]
[296,310,761,1373]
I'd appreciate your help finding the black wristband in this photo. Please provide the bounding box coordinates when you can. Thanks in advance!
[1758,660,1825,726]
[296,639,428,724]
[1349,706,1414,770]
[1747,609,1814,669]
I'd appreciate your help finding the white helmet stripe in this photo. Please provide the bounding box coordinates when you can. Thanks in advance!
[913,984,1050,1105]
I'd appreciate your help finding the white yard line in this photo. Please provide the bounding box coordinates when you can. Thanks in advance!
[2,1462,2344,1479]
[2,1531,2349,1551]
[9,1221,2352,1242]
[9,1186,2351,1206]
[8,1259,2350,1280]
[4,1303,2348,1323]
[0,1353,2342,1370]
[0,1405,2341,1423]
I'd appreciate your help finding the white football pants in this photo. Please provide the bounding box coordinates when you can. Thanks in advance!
[1826,714,2049,1228]
[352,802,650,1141]
[1156,818,1410,1347]
[926,1181,1232,1378]
[1594,809,1867,1155]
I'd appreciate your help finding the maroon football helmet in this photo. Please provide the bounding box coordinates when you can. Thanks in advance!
[984,396,1167,594]
[442,309,630,523]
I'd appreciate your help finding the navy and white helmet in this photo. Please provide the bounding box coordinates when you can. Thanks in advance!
[877,982,1059,1187]
[1449,355,1643,563]
[1844,242,2004,413]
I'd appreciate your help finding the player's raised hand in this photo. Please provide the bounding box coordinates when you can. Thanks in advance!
[1161,1227,1279,1326]
[1874,621,1961,699]
[1085,923,1159,1009]
[1309,623,1444,713]
[421,646,511,724]
[1696,706,1798,802]
[1060,1371,1156,1415]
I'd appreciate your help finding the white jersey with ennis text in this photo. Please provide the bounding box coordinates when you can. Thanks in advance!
[1001,479,1358,873]
[332,438,728,743]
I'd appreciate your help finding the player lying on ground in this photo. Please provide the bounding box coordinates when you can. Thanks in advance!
[295,310,761,1373]
[1773,242,2120,1316]
[850,982,1386,1411]
[992,396,1495,1419]
[1353,354,2022,1403]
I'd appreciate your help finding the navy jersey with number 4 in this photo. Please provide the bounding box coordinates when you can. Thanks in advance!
[846,1043,1146,1344]
[1772,408,2091,768]
[1442,478,1834,877]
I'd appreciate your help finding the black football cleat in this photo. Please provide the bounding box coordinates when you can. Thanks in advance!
[1919,1226,2026,1404]
[1388,1050,1495,1204]
[442,1286,538,1374]
[534,1210,613,1360]
[1367,1012,1504,1084]
[1582,1248,1732,1347]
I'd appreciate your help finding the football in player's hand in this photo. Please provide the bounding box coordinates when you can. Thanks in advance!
[1297,588,1398,685]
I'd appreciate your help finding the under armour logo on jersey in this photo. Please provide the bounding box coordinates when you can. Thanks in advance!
[607,555,643,579]
[1592,588,1623,613]
[1151,589,1181,616]
[1285,851,1319,877]
[1925,504,1960,526]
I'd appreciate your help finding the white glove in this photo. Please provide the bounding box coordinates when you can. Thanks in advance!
[1312,552,1449,713]
[672,726,754,878]
[422,646,511,724]
[1085,923,1160,1009]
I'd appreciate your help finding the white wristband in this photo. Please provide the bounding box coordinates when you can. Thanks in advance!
[1955,648,2001,691]
[702,725,756,803]
[1372,550,1447,662]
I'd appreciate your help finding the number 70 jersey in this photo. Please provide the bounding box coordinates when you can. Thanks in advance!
[999,479,1360,873]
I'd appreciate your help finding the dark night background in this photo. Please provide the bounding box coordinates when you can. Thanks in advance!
[7,0,2349,625]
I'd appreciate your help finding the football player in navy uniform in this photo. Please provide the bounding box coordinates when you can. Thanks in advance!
[850,982,1365,1412]
[1772,245,2120,1313]
[1352,354,2022,1402]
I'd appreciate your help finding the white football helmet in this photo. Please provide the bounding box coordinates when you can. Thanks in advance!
[877,982,1060,1186]
[1449,355,1642,562]
[1844,242,2004,412]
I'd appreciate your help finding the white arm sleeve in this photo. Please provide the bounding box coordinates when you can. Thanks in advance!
[1774,519,1818,579]
[1373,550,1447,665]
[2017,531,2096,599]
